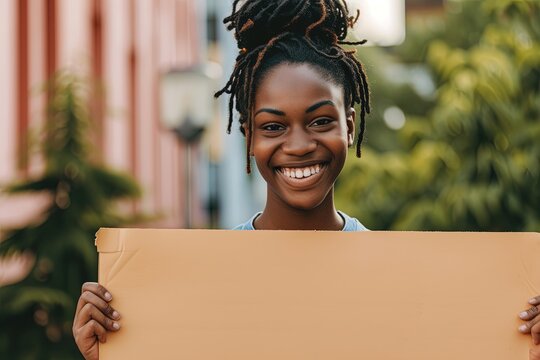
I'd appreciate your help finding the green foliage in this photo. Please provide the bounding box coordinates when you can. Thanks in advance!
[0,72,142,359]
[336,0,540,231]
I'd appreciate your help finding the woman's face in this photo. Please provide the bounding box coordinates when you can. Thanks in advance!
[251,63,355,211]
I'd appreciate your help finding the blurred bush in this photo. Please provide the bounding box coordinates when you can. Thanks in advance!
[0,72,142,359]
[336,0,540,231]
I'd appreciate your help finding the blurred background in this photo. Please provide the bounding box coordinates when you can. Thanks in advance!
[0,0,538,358]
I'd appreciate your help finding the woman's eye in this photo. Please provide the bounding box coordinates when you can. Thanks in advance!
[262,123,284,131]
[311,118,333,127]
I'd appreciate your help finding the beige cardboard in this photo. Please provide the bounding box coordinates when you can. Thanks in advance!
[96,229,540,359]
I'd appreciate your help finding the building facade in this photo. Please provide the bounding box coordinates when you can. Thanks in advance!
[0,0,208,233]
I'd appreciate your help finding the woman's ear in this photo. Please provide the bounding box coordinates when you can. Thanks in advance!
[346,107,356,147]
[240,118,248,137]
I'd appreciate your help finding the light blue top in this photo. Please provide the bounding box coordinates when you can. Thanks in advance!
[233,211,369,231]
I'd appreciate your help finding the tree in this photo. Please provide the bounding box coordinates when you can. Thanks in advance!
[336,0,540,231]
[0,72,142,359]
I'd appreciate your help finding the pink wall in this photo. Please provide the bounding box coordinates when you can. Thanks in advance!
[0,0,204,234]
[0,0,17,184]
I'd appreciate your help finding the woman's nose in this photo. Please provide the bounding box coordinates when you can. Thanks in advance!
[281,128,317,156]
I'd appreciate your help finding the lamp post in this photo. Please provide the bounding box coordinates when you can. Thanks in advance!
[160,65,216,228]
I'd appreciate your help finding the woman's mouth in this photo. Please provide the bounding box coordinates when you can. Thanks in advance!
[279,164,322,179]
[275,163,327,187]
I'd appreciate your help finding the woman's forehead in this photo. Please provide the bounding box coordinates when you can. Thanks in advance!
[254,63,345,108]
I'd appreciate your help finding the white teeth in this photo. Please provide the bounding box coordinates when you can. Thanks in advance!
[280,164,324,179]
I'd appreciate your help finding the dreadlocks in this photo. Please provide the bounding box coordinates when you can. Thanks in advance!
[215,0,370,173]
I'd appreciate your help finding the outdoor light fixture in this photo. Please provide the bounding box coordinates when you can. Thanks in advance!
[160,65,218,143]
[349,0,406,46]
[159,63,220,228]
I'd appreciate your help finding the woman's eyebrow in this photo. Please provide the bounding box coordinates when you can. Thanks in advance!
[305,100,335,113]
[254,100,335,117]
[254,108,285,116]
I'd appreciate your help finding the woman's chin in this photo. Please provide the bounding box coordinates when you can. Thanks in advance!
[276,191,331,212]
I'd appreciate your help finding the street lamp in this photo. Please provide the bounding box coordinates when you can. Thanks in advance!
[160,64,218,228]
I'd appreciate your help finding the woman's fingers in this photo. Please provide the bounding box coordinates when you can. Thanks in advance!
[72,295,121,346]
[75,282,119,322]
[79,302,121,332]
[77,282,113,311]
[519,306,540,345]
[73,282,120,339]
[83,290,120,320]
[72,282,121,359]
[519,295,540,346]
[519,306,539,321]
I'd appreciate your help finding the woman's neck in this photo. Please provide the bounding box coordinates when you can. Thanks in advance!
[254,188,344,230]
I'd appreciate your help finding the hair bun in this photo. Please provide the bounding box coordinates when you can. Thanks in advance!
[225,0,356,50]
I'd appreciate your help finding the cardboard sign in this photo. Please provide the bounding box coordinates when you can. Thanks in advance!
[96,229,540,359]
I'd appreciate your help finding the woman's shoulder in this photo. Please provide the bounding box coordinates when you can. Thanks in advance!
[232,212,261,230]
[338,211,369,232]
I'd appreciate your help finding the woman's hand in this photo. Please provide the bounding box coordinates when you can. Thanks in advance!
[519,296,540,360]
[72,282,121,360]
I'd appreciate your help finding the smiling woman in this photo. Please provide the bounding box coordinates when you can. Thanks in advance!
[214,0,370,231]
[250,63,354,228]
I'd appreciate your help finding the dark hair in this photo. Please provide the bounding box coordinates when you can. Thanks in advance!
[215,0,370,173]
